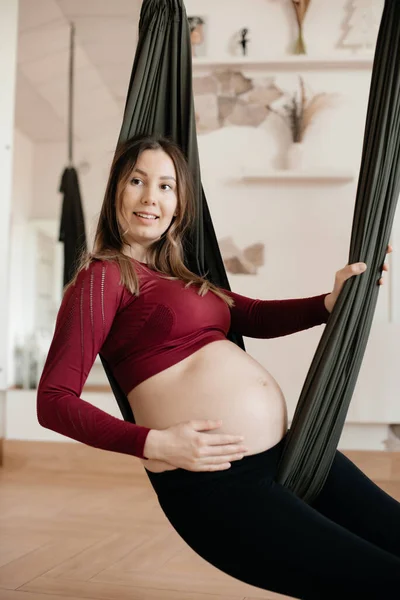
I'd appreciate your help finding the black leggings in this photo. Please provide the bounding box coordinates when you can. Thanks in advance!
[145,433,400,600]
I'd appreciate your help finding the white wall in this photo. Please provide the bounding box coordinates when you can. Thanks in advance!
[8,129,35,387]
[31,137,116,242]
[1,0,19,446]
[7,0,399,449]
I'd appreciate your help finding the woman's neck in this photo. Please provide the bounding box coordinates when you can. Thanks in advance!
[121,245,148,264]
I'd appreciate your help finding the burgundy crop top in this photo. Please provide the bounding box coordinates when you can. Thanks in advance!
[37,259,331,460]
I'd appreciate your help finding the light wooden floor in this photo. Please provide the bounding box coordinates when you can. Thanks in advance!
[0,440,399,600]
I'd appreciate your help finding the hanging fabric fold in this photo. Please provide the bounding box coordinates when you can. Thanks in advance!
[59,167,87,286]
[275,0,400,503]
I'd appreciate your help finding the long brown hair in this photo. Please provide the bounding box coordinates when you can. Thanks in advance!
[70,134,234,307]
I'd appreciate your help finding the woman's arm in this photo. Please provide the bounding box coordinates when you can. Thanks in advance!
[36,260,151,459]
[225,289,331,339]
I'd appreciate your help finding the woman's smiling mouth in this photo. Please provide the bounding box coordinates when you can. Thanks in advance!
[133,212,160,223]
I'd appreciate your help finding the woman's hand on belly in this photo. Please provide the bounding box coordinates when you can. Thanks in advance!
[143,418,248,472]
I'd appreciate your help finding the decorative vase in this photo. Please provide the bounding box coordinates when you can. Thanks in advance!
[286,142,304,170]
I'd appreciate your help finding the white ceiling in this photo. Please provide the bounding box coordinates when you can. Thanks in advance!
[15,0,142,143]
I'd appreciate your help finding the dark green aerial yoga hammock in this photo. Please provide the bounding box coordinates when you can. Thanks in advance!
[101,0,399,505]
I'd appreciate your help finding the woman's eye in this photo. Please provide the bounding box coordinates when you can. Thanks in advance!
[131,178,142,185]
[161,184,172,191]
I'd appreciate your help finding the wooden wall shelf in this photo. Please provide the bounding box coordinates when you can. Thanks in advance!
[192,54,374,71]
[241,169,355,183]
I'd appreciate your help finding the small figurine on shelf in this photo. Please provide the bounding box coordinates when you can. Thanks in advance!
[188,16,206,57]
[239,28,250,56]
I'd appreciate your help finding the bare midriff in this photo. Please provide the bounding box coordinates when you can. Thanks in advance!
[127,340,289,472]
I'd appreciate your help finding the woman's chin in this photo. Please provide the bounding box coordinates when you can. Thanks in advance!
[129,231,163,246]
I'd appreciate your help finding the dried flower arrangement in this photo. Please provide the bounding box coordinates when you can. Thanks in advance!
[292,0,311,54]
[266,77,336,143]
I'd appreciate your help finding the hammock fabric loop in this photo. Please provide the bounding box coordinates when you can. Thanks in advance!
[101,0,399,505]
[276,0,400,502]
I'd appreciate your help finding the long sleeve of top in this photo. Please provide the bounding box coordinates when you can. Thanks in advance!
[36,260,151,459]
[226,290,331,339]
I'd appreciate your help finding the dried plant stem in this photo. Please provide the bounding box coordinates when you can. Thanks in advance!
[292,0,311,23]
[294,25,306,54]
[291,0,311,55]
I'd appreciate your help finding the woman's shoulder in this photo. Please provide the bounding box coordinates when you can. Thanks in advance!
[72,257,124,291]
[81,255,122,274]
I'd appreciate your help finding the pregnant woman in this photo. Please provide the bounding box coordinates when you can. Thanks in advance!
[37,134,399,600]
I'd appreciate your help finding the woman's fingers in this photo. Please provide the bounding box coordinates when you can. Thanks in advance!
[207,434,245,446]
[199,452,246,471]
[209,451,245,463]
[378,242,392,285]
[203,462,232,471]
[202,444,248,456]
[379,260,390,285]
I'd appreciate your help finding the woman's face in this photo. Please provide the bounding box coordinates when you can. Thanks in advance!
[119,149,178,259]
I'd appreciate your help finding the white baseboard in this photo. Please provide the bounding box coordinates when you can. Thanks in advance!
[337,423,391,451]
[6,389,119,443]
[6,389,392,451]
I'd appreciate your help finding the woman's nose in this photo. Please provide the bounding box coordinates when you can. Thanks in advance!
[142,186,158,205]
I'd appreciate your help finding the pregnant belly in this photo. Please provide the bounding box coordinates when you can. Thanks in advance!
[127,340,289,473]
